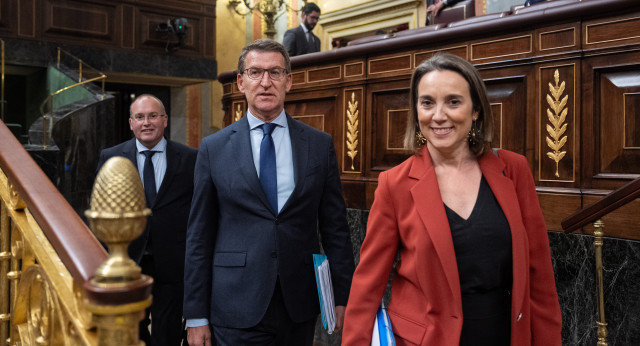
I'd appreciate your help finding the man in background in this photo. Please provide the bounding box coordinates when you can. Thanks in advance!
[184,39,354,346]
[97,94,197,346]
[283,2,321,57]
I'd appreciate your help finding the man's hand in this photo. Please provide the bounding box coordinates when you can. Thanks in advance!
[426,1,446,17]
[334,305,346,333]
[187,325,212,346]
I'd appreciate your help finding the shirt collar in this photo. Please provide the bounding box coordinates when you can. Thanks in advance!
[301,22,311,34]
[136,137,167,153]
[247,109,288,130]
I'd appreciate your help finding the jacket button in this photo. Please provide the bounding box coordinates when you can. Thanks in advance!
[271,251,277,258]
[517,313,522,321]
[274,218,280,225]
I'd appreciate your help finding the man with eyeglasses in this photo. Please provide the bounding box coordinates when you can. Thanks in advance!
[183,39,354,346]
[96,94,197,346]
[283,2,321,57]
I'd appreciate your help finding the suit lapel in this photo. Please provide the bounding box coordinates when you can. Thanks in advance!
[409,151,462,311]
[122,138,138,167]
[478,152,526,318]
[154,140,180,207]
[231,116,274,214]
[280,114,308,214]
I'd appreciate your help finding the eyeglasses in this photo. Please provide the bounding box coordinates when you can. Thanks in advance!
[132,113,164,122]
[243,67,289,81]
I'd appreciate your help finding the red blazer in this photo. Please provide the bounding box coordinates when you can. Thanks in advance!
[343,148,562,346]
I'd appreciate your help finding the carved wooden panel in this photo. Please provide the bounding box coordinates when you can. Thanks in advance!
[584,14,640,49]
[204,17,215,58]
[484,76,527,155]
[369,53,412,77]
[0,0,15,34]
[538,23,578,52]
[598,68,640,175]
[8,0,216,59]
[41,0,118,44]
[18,0,35,37]
[538,64,576,183]
[135,0,207,14]
[369,81,411,173]
[291,71,306,85]
[121,5,135,49]
[538,191,582,232]
[222,83,233,96]
[414,46,468,67]
[307,66,341,84]
[471,34,532,62]
[284,92,338,148]
[344,61,364,78]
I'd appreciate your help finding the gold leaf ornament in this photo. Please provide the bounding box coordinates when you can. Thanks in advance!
[545,69,568,178]
[346,93,359,170]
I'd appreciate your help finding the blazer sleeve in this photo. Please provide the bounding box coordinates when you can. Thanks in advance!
[318,137,355,307]
[503,151,562,345]
[283,29,297,57]
[183,138,218,320]
[342,170,400,345]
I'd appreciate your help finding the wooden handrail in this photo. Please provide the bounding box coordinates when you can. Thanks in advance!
[0,120,107,283]
[562,176,640,233]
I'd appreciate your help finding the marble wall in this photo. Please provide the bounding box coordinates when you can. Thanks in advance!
[313,209,640,346]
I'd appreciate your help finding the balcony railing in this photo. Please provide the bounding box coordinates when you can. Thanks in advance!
[562,176,640,346]
[38,48,107,148]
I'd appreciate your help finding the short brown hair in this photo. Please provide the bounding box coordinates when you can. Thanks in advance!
[403,53,493,156]
[237,39,291,76]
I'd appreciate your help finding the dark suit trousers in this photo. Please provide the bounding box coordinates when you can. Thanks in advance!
[140,255,184,346]
[212,281,316,346]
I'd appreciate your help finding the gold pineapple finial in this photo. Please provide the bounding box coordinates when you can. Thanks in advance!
[85,157,150,285]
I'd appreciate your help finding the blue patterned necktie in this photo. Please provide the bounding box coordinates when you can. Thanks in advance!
[142,150,157,207]
[260,123,278,213]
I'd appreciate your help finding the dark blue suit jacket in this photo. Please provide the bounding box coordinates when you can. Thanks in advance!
[183,114,354,328]
[283,25,320,57]
[97,138,197,283]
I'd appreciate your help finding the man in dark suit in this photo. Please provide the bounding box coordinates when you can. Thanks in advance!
[97,94,197,346]
[283,2,321,57]
[184,39,354,346]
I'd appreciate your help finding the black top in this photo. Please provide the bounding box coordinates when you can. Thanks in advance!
[445,176,512,346]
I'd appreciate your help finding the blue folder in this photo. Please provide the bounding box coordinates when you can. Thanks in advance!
[313,254,335,333]
[371,301,396,346]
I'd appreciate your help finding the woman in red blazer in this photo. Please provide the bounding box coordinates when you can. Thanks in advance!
[342,53,562,345]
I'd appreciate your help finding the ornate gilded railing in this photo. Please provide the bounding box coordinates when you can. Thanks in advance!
[38,48,107,148]
[0,120,152,345]
[562,177,640,346]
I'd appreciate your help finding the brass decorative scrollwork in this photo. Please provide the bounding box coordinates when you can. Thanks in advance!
[12,265,69,345]
[346,93,359,170]
[545,69,569,178]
